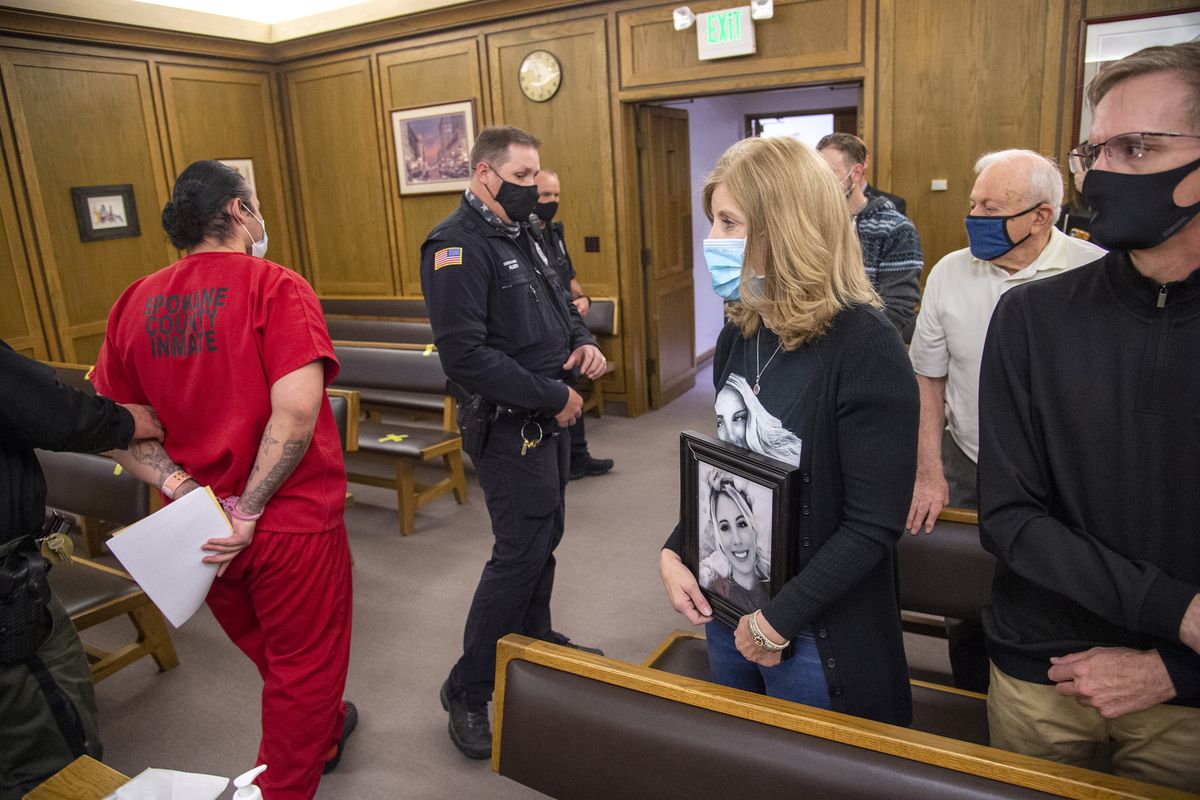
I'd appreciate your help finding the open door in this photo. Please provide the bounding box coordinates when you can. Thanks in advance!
[637,105,695,410]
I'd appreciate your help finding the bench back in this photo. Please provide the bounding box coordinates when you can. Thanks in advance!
[583,297,617,337]
[495,635,1177,800]
[36,450,150,526]
[320,297,428,320]
[44,361,94,395]
[333,343,447,396]
[896,511,994,621]
[325,318,435,346]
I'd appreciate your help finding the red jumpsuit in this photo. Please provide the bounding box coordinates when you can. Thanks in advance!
[94,252,352,800]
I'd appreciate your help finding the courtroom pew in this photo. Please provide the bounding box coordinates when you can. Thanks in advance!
[332,344,466,534]
[493,634,1193,800]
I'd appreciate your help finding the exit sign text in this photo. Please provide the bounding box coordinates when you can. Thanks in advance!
[696,6,756,60]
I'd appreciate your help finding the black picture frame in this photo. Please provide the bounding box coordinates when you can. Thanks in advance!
[680,430,800,628]
[70,184,140,242]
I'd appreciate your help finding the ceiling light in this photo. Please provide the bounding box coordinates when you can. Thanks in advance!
[750,0,773,20]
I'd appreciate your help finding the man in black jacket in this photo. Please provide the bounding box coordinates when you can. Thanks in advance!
[533,169,614,480]
[0,342,161,798]
[421,127,608,760]
[978,43,1200,791]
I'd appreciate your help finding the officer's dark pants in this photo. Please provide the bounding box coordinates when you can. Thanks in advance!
[450,414,569,706]
[568,414,589,467]
[1,594,102,800]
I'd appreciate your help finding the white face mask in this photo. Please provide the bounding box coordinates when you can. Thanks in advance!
[239,201,268,258]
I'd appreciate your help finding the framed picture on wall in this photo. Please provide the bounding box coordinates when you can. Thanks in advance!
[1074,9,1200,145]
[390,100,476,195]
[680,431,799,629]
[70,184,139,243]
[218,158,257,194]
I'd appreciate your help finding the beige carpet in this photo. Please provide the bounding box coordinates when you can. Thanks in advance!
[81,363,952,798]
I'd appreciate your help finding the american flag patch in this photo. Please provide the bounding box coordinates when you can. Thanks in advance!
[434,247,463,270]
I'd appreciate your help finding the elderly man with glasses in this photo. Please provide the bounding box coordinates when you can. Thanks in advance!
[976,42,1200,791]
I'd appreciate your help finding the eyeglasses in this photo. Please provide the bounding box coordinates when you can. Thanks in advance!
[1068,131,1200,174]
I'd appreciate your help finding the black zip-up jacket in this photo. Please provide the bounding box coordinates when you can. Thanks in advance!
[420,196,595,414]
[979,251,1200,705]
[1,341,133,542]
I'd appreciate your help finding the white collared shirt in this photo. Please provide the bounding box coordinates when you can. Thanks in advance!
[909,228,1106,461]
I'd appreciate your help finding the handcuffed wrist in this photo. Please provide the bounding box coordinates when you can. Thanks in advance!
[160,470,192,499]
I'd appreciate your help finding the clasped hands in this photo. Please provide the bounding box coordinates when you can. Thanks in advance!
[555,345,606,426]
[658,549,785,667]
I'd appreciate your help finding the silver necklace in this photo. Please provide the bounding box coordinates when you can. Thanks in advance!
[754,328,782,395]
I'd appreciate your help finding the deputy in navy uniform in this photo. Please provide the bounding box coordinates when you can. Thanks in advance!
[533,169,614,481]
[420,126,608,760]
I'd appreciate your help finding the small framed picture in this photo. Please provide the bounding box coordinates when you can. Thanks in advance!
[390,100,476,195]
[680,431,800,628]
[70,184,139,243]
[218,158,257,194]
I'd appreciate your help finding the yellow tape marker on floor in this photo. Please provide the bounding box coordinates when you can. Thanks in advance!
[378,433,409,443]
[423,344,434,356]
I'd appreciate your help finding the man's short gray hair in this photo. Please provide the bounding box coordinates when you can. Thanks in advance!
[974,149,1064,217]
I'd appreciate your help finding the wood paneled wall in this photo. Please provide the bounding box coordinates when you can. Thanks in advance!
[0,37,298,363]
[284,57,396,294]
[0,0,1188,409]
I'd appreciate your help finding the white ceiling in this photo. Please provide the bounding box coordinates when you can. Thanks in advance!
[4,0,475,43]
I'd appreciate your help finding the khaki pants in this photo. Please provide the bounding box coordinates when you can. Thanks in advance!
[988,662,1200,793]
[0,594,101,800]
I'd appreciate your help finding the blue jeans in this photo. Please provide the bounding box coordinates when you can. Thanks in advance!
[705,620,831,709]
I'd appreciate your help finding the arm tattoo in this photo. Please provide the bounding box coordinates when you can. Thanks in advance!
[130,439,183,485]
[239,432,311,515]
[259,423,279,456]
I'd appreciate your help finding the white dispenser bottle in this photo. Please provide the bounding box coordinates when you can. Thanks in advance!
[232,765,267,799]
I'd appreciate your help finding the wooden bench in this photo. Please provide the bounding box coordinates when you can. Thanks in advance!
[36,449,178,682]
[493,633,1192,800]
[47,555,179,682]
[333,342,456,432]
[319,296,428,321]
[580,297,617,417]
[325,318,435,346]
[332,343,466,535]
[896,507,993,685]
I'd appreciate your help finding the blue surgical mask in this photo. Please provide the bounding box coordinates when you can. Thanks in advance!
[964,203,1040,261]
[704,238,746,300]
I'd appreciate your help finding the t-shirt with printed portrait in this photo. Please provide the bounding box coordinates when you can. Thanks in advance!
[92,251,346,533]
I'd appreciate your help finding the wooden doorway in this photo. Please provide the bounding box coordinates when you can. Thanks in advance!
[636,104,695,410]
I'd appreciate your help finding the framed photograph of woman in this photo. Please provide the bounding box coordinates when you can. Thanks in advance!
[680,430,800,628]
[390,100,476,195]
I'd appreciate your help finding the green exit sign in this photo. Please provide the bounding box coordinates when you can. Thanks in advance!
[696,6,756,60]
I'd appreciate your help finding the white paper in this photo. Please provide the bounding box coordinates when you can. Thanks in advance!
[107,487,231,628]
[102,767,229,800]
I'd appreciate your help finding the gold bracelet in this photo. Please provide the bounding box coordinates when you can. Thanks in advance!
[749,610,789,652]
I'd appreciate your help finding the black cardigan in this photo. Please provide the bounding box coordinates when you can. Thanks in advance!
[0,341,133,542]
[668,304,918,726]
[979,251,1200,705]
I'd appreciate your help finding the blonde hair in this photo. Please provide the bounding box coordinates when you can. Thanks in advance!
[702,137,880,350]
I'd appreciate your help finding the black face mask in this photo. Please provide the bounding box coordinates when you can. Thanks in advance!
[1082,156,1200,251]
[535,201,558,221]
[484,164,539,222]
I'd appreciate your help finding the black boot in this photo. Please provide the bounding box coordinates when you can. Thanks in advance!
[440,679,491,759]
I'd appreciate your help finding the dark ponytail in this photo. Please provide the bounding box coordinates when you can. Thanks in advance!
[161,160,251,249]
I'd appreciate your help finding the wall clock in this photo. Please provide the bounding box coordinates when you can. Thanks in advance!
[518,50,562,103]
